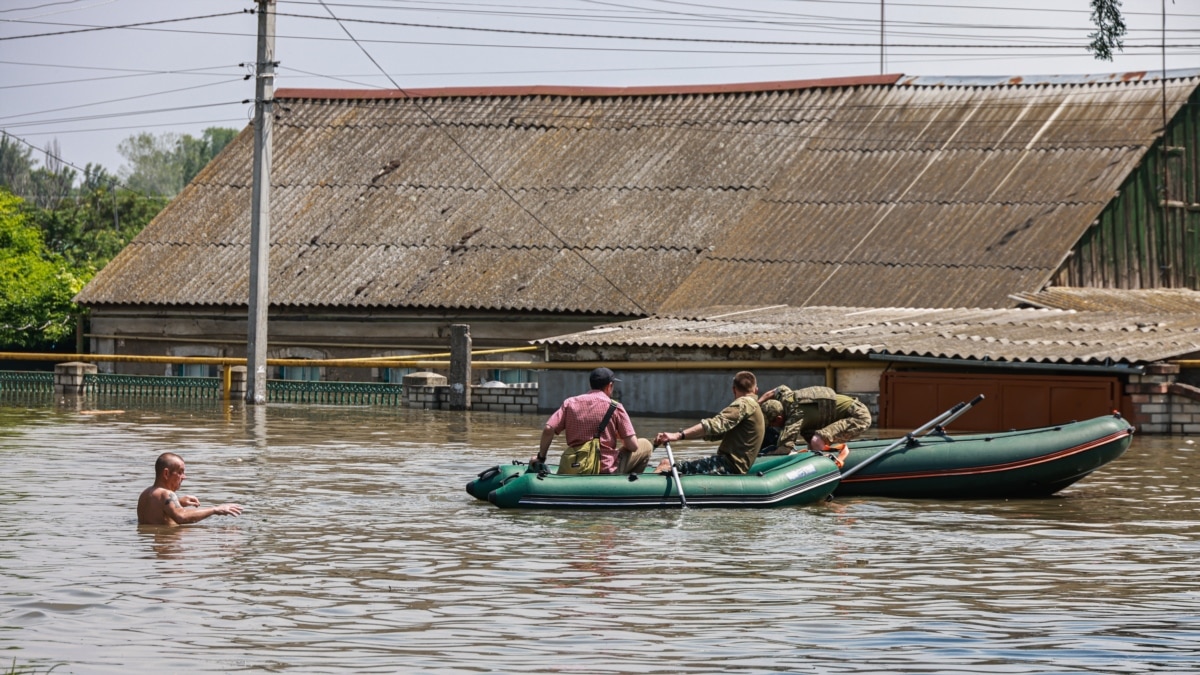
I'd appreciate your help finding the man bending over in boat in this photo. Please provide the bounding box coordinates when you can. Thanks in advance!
[758,385,871,457]
[532,367,654,474]
[137,452,243,526]
[653,370,765,475]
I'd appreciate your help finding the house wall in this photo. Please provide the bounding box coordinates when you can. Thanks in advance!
[538,368,855,419]
[84,306,610,378]
[1056,87,1200,289]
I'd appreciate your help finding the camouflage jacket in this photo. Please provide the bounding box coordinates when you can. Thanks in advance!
[771,385,871,452]
[699,394,765,474]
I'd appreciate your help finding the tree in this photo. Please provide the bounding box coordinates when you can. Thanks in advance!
[27,140,77,210]
[179,127,239,185]
[27,182,167,269]
[0,133,35,199]
[0,126,237,288]
[119,127,239,197]
[0,189,90,351]
[1087,0,1126,61]
[119,132,184,196]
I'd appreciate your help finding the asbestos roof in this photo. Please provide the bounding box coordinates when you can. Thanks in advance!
[76,70,1200,316]
[536,305,1200,366]
[1011,287,1200,314]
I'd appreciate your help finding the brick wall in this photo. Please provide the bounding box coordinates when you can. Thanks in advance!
[472,383,539,413]
[403,382,539,413]
[1125,364,1200,434]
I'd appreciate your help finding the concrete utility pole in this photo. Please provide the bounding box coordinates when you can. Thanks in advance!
[449,324,472,410]
[246,0,276,404]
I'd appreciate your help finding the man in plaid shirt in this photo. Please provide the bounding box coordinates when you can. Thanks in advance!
[533,367,653,474]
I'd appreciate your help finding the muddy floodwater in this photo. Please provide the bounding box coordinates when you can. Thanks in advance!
[1,399,1198,674]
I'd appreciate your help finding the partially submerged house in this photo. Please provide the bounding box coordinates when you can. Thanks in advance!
[534,300,1200,433]
[74,69,1200,428]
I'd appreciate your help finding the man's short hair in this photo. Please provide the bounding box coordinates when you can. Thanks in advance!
[589,367,621,389]
[733,371,756,394]
[155,452,183,475]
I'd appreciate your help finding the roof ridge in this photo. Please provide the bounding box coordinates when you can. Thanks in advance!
[275,75,902,101]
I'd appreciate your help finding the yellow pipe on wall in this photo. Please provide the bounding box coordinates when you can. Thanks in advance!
[400,360,884,371]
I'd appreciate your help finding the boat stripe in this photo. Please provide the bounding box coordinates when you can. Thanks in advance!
[516,471,841,508]
[841,429,1132,484]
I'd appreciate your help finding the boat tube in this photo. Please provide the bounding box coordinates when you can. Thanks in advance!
[471,453,841,509]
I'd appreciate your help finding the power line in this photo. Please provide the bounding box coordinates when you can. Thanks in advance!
[2,128,131,192]
[269,10,1200,51]
[0,101,248,130]
[0,11,247,40]
[5,10,1197,51]
[314,0,650,314]
[0,77,246,123]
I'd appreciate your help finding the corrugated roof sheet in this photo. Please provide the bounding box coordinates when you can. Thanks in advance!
[537,305,1200,365]
[1011,288,1200,313]
[75,71,1200,315]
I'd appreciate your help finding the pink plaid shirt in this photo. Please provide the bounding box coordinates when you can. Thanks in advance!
[546,389,637,474]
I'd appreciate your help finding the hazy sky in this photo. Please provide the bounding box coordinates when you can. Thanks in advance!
[2,0,1197,178]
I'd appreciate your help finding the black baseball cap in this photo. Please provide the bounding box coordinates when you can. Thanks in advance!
[589,367,621,389]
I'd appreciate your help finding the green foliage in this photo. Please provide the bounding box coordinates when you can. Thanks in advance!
[0,127,231,274]
[1087,0,1126,61]
[0,189,90,351]
[119,132,182,196]
[0,136,77,210]
[120,126,238,197]
[0,127,239,351]
[26,183,168,269]
[179,127,239,186]
[0,135,35,198]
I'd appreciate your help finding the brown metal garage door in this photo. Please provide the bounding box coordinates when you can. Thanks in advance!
[880,371,1122,432]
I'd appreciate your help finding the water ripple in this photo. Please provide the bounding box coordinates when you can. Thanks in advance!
[0,402,1197,673]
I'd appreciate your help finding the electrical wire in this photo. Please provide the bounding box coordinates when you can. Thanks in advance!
[313,0,650,314]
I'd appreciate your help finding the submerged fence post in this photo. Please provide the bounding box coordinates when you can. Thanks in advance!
[225,366,247,401]
[449,324,471,411]
[54,362,96,396]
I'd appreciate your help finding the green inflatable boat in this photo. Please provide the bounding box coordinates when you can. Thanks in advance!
[467,413,1134,506]
[469,453,841,509]
[834,413,1134,499]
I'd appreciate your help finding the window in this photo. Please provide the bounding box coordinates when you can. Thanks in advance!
[279,365,321,381]
[484,368,536,385]
[175,363,215,377]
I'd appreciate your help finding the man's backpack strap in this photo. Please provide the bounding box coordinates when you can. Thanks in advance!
[594,400,619,439]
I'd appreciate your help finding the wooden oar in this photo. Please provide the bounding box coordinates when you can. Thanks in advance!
[840,394,985,480]
[662,441,687,508]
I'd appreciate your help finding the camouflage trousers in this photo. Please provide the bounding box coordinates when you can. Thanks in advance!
[672,454,736,476]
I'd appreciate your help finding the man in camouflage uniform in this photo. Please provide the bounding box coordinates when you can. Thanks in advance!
[653,371,765,475]
[759,385,871,455]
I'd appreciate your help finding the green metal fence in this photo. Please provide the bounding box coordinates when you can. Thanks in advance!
[0,371,54,393]
[0,370,404,406]
[267,379,404,405]
[87,373,222,399]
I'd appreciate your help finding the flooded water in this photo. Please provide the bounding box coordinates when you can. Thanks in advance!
[1,398,1198,674]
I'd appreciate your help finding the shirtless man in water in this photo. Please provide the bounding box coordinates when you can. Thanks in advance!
[137,452,243,525]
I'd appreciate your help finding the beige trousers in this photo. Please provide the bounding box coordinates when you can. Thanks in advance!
[616,437,654,474]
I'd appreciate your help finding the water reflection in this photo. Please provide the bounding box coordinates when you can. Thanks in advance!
[0,399,1197,673]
